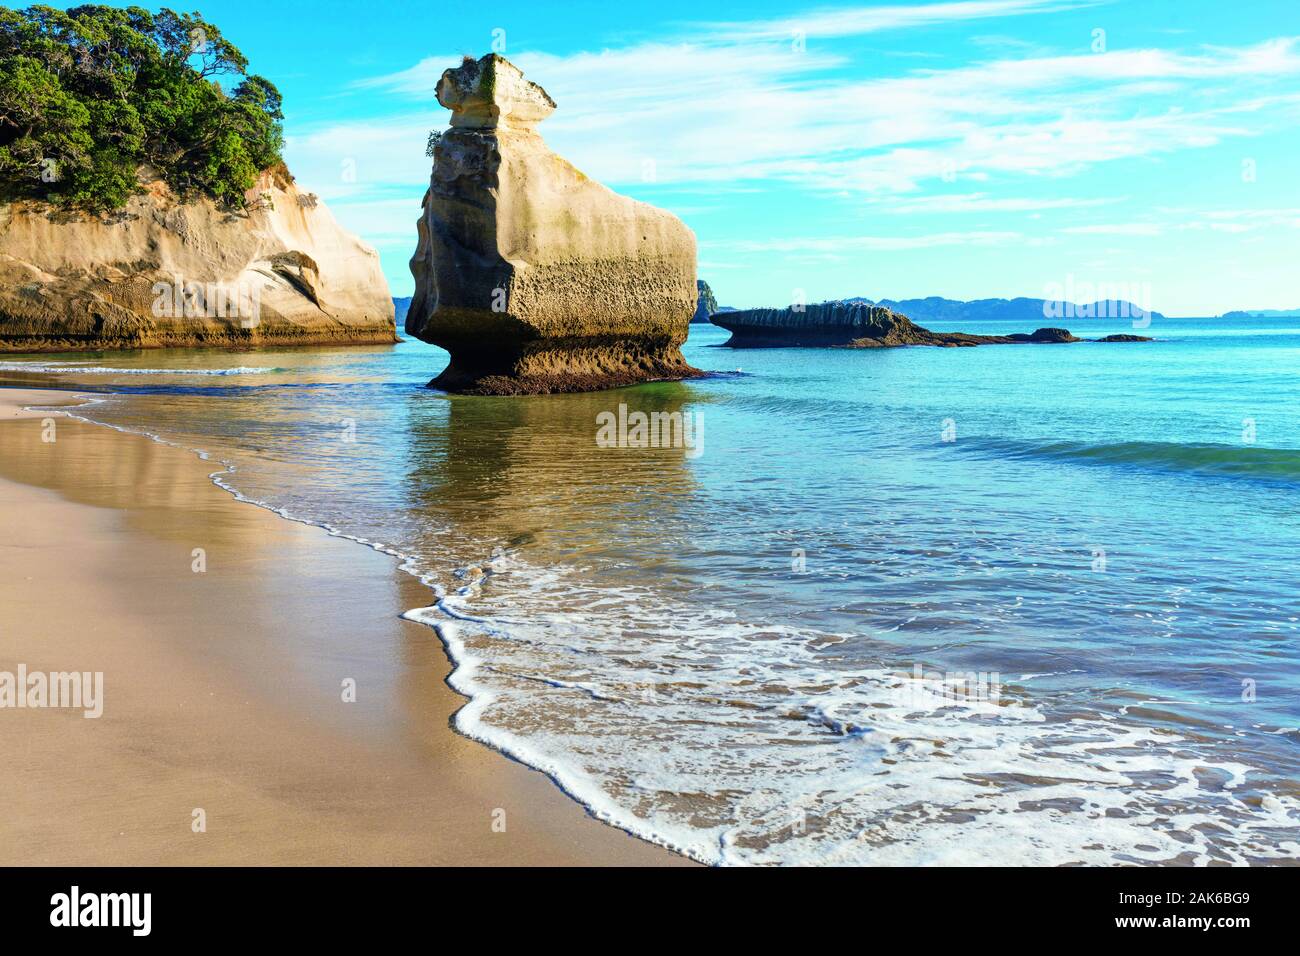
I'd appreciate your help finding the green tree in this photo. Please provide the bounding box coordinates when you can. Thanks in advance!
[0,4,285,211]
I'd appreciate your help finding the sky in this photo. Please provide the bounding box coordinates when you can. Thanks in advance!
[89,1,1300,313]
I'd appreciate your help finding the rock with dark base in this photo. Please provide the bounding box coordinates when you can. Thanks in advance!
[0,167,395,352]
[406,55,700,394]
[710,302,1152,348]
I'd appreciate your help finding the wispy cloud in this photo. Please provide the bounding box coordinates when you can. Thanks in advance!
[1063,222,1162,235]
[285,3,1300,307]
[876,192,1122,213]
[712,230,1026,253]
[700,0,1085,41]
[344,35,1300,197]
[1060,208,1300,237]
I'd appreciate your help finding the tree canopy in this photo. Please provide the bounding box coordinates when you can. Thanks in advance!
[0,5,284,211]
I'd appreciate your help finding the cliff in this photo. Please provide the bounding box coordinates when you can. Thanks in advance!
[0,168,396,351]
[406,54,700,394]
[693,280,718,323]
[710,301,1151,347]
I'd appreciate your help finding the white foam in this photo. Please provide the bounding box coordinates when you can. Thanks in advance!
[404,551,1300,866]
[0,361,277,376]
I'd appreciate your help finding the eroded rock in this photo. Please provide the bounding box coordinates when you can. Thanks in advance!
[406,54,700,394]
[0,167,395,351]
[710,301,1150,348]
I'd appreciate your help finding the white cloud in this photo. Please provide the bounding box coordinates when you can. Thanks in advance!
[1075,207,1300,237]
[702,0,1083,41]
[284,116,433,203]
[344,36,1300,196]
[1063,223,1163,235]
[284,5,1300,302]
[712,230,1025,252]
[879,192,1121,213]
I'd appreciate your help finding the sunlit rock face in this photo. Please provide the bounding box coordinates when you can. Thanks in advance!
[0,167,395,351]
[406,54,700,395]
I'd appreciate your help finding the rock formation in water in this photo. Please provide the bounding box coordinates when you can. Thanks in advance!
[392,297,413,324]
[710,301,1152,347]
[693,280,718,324]
[406,54,700,394]
[0,167,395,352]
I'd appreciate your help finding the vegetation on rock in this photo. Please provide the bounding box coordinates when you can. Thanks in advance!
[0,4,284,211]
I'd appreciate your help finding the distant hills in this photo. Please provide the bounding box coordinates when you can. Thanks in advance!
[840,296,1163,323]
[1221,308,1300,318]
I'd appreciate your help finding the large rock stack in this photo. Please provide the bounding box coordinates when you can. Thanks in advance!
[406,54,700,394]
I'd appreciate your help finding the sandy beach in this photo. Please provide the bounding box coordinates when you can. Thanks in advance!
[0,387,687,866]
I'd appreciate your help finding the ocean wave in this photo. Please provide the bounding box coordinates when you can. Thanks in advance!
[407,551,1300,867]
[960,436,1300,481]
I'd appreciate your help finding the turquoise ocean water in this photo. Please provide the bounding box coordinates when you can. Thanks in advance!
[3,313,1298,864]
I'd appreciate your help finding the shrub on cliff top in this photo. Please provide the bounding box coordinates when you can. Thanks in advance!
[0,4,284,211]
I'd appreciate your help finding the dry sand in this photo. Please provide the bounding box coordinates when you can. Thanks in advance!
[0,388,689,866]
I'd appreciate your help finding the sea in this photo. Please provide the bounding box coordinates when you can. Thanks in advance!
[3,313,1298,865]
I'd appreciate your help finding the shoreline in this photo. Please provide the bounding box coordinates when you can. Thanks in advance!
[0,387,690,866]
[0,330,402,354]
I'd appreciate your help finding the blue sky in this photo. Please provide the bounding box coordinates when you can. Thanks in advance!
[102,1,1300,313]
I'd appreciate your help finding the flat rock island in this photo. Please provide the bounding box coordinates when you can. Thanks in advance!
[710,301,1153,348]
[406,55,701,394]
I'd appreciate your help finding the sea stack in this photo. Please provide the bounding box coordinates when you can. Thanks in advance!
[407,54,700,394]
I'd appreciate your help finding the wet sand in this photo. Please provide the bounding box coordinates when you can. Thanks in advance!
[0,388,689,866]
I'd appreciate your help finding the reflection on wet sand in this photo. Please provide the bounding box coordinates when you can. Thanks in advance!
[0,411,243,543]
[402,382,707,565]
[0,412,416,726]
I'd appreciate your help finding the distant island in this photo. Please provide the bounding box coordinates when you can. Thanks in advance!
[710,301,1151,348]
[1221,309,1300,318]
[695,291,1163,325]
[840,296,1163,324]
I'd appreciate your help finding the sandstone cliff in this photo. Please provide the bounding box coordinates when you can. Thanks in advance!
[710,301,1151,347]
[0,168,395,351]
[407,54,700,394]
